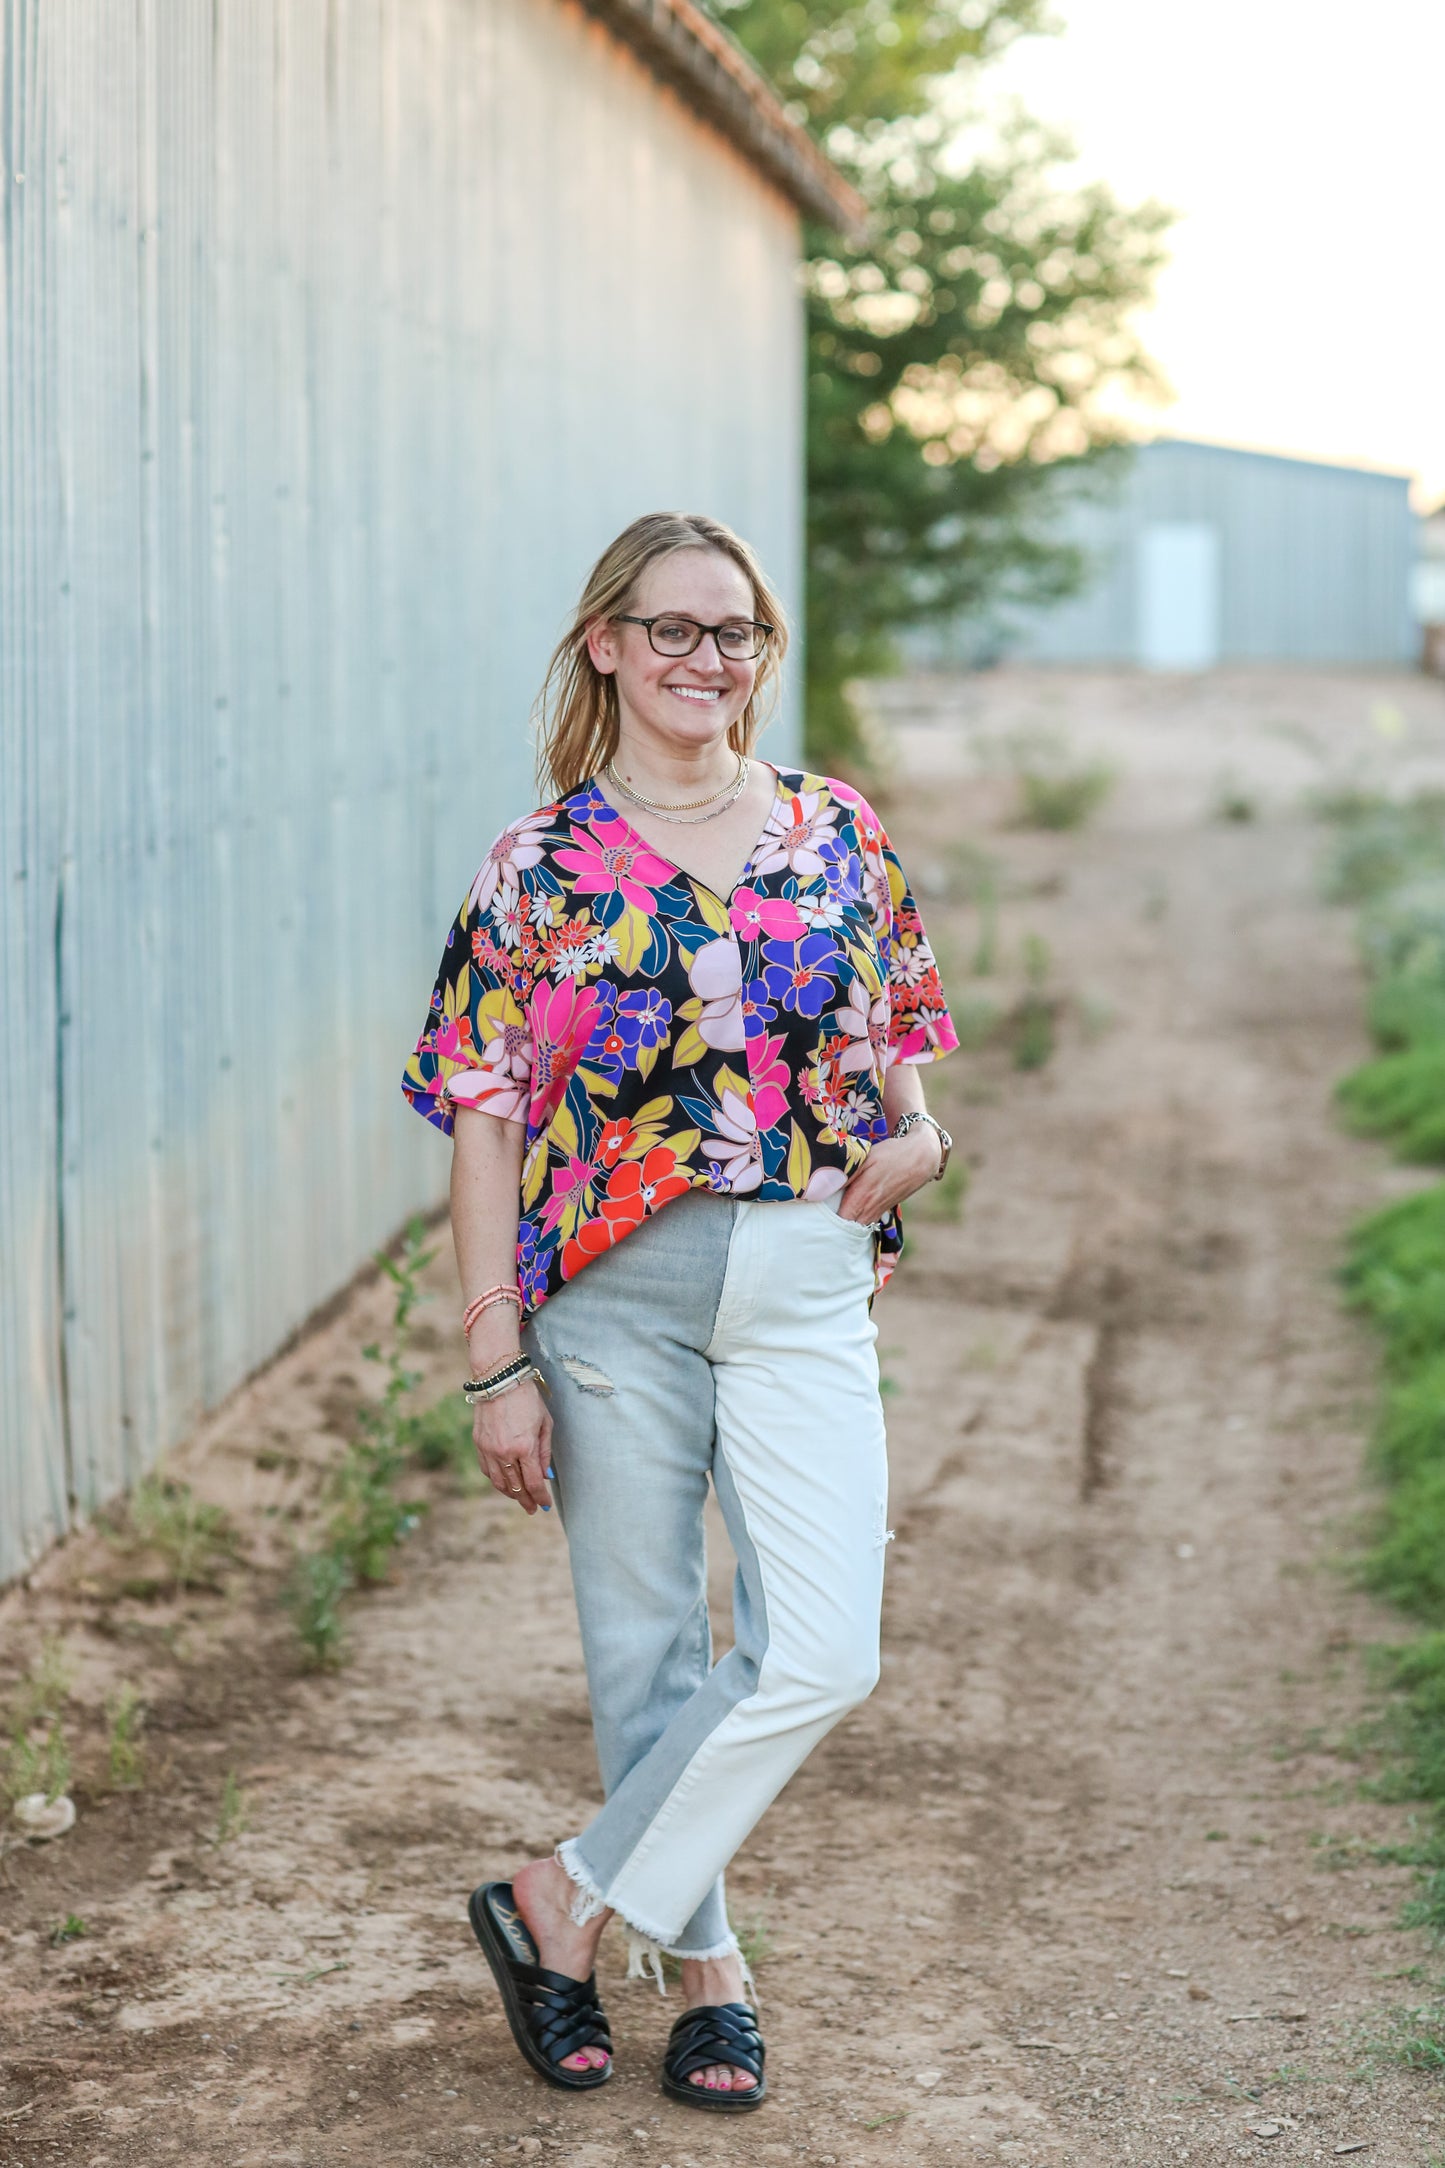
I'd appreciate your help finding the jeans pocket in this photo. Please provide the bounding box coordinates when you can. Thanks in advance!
[818,1200,878,1243]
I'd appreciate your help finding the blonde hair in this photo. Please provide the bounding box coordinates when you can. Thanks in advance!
[533,512,790,799]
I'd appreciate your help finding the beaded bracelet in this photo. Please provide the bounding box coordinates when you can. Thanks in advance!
[462,1284,523,1340]
[462,1356,540,1406]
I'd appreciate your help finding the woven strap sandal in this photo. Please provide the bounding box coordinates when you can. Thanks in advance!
[661,2000,767,2111]
[468,1882,613,2091]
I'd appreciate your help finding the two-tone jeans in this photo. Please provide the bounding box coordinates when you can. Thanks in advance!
[521,1187,890,1982]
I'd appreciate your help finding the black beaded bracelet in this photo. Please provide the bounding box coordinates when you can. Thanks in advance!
[462,1354,533,1404]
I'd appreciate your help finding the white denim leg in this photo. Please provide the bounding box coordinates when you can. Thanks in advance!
[591,1196,888,1946]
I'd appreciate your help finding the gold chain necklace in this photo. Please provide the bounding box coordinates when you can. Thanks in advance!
[606,751,747,819]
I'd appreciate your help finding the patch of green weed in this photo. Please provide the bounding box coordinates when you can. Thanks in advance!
[128,1476,234,1591]
[910,1155,969,1224]
[215,1771,250,1844]
[105,1683,145,1789]
[398,1396,477,1483]
[3,1637,73,1806]
[1337,1044,1445,1162]
[1212,774,1258,824]
[951,995,1001,1050]
[1014,757,1114,831]
[730,1903,775,1972]
[284,1548,354,1671]
[1368,974,1445,1052]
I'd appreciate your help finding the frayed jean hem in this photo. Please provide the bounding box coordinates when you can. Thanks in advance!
[555,1840,753,1999]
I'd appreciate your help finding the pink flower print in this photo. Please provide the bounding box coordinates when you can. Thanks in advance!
[527,978,601,1130]
[700,1088,764,1194]
[747,1031,791,1133]
[467,811,553,914]
[446,1065,529,1122]
[835,976,890,1076]
[728,885,805,943]
[432,1015,473,1066]
[750,788,840,880]
[554,827,674,913]
[538,1151,601,1236]
[688,935,747,1051]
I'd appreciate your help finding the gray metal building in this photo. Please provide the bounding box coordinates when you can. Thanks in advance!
[0,0,858,1583]
[918,438,1419,670]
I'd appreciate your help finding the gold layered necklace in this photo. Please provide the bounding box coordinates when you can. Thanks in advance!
[605,751,748,826]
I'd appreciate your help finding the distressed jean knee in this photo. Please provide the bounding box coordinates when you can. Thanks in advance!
[559,1354,615,1396]
[535,1338,616,1397]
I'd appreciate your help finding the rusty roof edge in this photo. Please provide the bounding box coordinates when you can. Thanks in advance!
[574,0,868,238]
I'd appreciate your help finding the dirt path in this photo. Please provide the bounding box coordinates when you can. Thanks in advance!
[6,668,1445,2168]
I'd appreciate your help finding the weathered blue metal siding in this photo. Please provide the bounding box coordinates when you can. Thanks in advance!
[0,0,805,1581]
[912,439,1419,668]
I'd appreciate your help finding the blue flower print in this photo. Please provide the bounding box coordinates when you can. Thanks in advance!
[740,979,777,1038]
[819,834,862,901]
[615,987,672,1052]
[517,1218,556,1311]
[760,932,841,1019]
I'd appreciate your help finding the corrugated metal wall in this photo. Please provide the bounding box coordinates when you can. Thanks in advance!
[910,439,1419,668]
[0,0,804,1582]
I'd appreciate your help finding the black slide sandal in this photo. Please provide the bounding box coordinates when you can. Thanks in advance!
[661,2001,767,2111]
[467,1882,613,2091]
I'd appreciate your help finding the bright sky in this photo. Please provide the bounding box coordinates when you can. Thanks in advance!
[984,0,1445,508]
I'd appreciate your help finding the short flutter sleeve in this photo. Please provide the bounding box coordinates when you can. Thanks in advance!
[400,837,540,1136]
[852,794,959,1067]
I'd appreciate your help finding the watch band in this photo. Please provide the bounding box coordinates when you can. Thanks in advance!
[893,1110,953,1180]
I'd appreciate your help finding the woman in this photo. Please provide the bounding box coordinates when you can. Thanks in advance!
[401,512,957,2109]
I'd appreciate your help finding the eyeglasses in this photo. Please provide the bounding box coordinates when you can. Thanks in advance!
[615,613,774,660]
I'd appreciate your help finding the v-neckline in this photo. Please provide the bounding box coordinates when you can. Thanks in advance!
[590,761,790,911]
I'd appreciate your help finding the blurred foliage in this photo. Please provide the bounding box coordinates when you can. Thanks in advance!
[1013,749,1114,830]
[1334,788,1445,1933]
[711,0,1172,771]
[714,0,1050,136]
[3,1636,72,1807]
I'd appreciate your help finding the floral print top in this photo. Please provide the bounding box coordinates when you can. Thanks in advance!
[401,765,958,1313]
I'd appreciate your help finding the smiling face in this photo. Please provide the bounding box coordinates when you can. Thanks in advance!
[586,547,760,767]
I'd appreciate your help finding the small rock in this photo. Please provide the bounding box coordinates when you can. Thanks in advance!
[1247,2123,1282,2139]
[1188,1984,1213,2002]
[1333,2147,1368,2158]
[12,1794,75,1841]
[345,2089,360,2103]
[1270,2006,1309,2022]
[517,2143,542,2160]
[914,2068,942,2089]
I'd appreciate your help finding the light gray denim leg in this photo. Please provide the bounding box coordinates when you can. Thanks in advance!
[524,1192,741,1958]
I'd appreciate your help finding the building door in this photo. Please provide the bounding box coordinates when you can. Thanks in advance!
[1137,521,1221,670]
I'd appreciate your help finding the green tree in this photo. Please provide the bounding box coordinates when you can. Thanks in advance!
[712,2,1172,767]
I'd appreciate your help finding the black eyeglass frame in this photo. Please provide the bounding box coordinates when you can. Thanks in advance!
[614,613,775,659]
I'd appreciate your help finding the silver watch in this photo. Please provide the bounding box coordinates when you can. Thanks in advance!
[892,1110,953,1180]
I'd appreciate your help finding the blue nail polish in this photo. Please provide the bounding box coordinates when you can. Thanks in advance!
[541,1500,552,1512]
[546,1465,556,1480]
